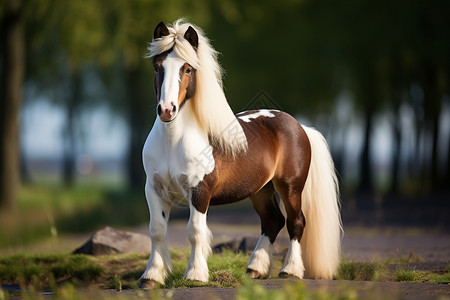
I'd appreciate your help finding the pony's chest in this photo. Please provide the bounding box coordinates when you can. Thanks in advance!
[143,130,215,201]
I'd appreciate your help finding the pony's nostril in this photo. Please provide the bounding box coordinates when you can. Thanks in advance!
[157,104,162,116]
[172,105,177,112]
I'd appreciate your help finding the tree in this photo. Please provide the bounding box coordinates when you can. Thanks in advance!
[0,0,24,211]
[25,0,115,186]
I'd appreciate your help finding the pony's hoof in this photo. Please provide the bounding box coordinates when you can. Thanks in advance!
[247,269,261,279]
[138,279,160,289]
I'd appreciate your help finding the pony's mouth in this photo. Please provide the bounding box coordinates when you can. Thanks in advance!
[159,113,178,123]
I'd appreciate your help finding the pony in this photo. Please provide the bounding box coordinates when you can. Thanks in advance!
[139,19,342,289]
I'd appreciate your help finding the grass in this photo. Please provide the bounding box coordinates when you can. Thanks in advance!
[337,260,385,281]
[0,254,104,289]
[396,268,450,284]
[337,259,450,284]
[163,249,250,289]
[1,250,448,300]
[1,250,449,289]
[0,250,252,290]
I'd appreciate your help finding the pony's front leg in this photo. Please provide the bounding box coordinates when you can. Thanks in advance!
[184,198,212,282]
[139,186,172,289]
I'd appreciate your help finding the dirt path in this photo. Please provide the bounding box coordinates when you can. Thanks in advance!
[136,209,450,264]
[73,279,449,300]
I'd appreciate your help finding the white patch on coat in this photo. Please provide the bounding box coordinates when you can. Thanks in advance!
[237,109,278,123]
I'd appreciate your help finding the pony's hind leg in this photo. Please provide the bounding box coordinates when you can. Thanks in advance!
[247,182,285,279]
[274,179,307,279]
[140,184,172,289]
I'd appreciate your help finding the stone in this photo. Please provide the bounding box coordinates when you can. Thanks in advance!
[238,236,260,252]
[73,226,151,255]
[213,236,260,253]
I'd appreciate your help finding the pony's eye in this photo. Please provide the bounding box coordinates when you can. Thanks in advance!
[154,67,158,73]
[185,68,191,74]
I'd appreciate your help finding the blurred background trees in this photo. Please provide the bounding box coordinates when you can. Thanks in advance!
[1,0,449,215]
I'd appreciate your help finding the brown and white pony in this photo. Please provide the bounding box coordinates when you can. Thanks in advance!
[139,19,342,289]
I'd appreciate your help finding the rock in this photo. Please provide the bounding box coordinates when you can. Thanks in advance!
[73,226,151,255]
[213,238,241,253]
[238,236,260,252]
[213,236,260,253]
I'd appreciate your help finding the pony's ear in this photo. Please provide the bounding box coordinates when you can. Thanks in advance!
[154,21,170,39]
[184,26,198,49]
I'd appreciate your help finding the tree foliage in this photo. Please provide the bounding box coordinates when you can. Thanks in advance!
[1,0,449,209]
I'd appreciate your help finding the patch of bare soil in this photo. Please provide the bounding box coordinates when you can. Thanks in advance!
[73,278,450,300]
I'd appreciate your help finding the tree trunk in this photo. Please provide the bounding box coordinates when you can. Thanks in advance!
[0,0,24,211]
[411,96,424,191]
[357,106,375,210]
[445,129,450,191]
[389,58,403,196]
[62,72,82,186]
[390,101,402,195]
[126,69,150,189]
[421,65,441,193]
[359,107,374,193]
[430,116,440,188]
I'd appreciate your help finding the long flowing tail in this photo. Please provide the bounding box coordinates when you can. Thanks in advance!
[301,126,343,279]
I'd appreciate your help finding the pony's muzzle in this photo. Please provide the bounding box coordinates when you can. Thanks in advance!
[157,101,177,122]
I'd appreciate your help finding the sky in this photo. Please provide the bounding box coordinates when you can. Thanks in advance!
[21,100,129,160]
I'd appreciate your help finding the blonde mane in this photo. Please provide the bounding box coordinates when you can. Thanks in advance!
[147,19,248,156]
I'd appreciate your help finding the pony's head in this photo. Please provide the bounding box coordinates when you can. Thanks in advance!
[151,21,199,122]
[147,19,248,156]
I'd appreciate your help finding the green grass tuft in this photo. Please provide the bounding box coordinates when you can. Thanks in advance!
[396,269,450,284]
[0,254,103,288]
[163,249,249,288]
[396,269,429,282]
[337,260,385,281]
[428,272,450,284]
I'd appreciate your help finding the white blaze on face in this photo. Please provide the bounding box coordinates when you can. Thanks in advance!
[159,52,186,121]
[237,109,278,123]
